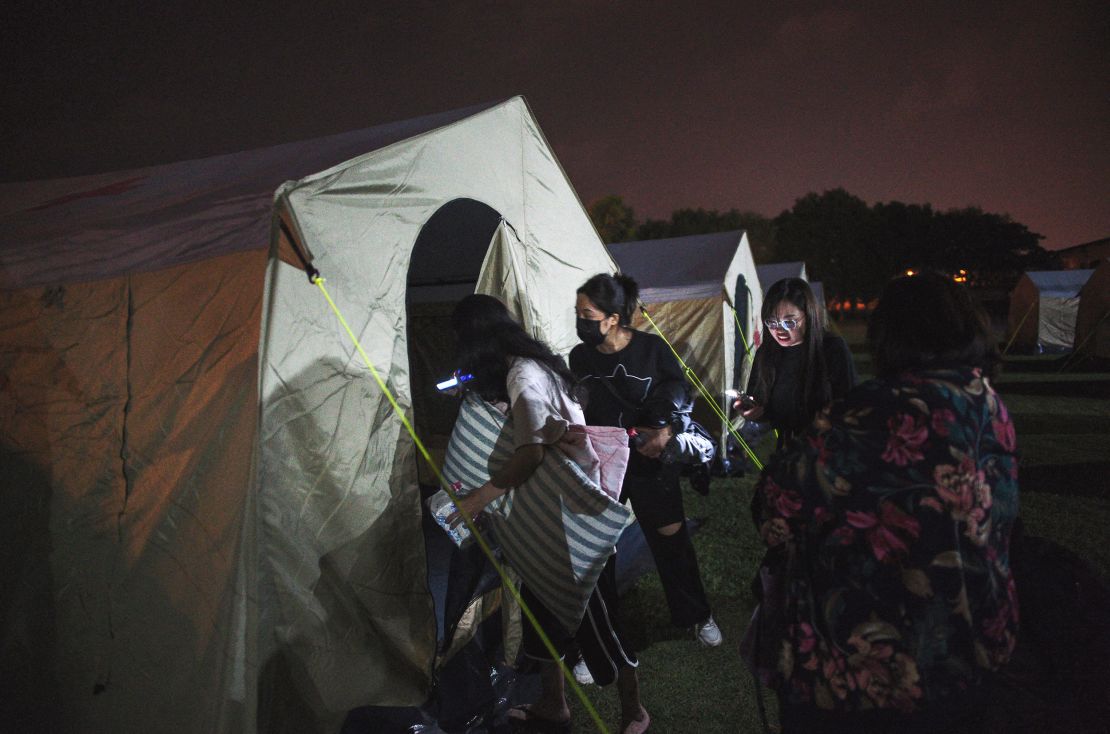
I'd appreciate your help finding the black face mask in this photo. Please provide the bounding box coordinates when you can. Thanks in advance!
[576,317,606,347]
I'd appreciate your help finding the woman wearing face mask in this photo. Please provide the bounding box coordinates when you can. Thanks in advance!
[569,273,721,649]
[736,278,856,449]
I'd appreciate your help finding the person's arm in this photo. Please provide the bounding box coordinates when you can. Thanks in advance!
[447,444,543,526]
[635,335,686,456]
[736,350,766,420]
[824,335,857,400]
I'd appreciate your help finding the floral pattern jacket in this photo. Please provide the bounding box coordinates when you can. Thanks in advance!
[753,366,1019,713]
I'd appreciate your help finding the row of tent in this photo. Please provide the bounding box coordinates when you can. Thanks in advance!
[0,97,819,733]
[1007,264,1110,358]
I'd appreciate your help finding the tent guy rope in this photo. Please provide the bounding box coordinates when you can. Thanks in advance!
[639,304,765,472]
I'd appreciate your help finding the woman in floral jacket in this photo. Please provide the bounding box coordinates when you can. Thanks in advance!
[751,272,1019,732]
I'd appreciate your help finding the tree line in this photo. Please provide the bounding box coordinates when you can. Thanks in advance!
[589,189,1057,300]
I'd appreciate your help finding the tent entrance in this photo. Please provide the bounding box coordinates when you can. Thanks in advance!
[406,198,503,486]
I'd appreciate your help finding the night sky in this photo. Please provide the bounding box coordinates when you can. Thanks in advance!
[3,0,1107,249]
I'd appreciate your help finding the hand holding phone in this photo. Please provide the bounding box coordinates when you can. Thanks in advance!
[731,392,764,420]
[729,391,756,411]
[436,372,474,394]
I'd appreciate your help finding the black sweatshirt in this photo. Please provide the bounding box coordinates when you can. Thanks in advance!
[745,333,856,440]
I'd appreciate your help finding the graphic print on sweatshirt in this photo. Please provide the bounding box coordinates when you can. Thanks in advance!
[581,363,652,428]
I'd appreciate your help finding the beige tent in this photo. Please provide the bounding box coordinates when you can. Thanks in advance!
[0,96,614,733]
[1075,259,1110,360]
[1007,269,1094,353]
[607,231,762,451]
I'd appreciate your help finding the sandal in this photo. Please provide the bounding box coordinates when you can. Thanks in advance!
[506,704,572,733]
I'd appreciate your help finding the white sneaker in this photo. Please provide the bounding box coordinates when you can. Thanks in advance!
[573,657,594,685]
[695,616,723,647]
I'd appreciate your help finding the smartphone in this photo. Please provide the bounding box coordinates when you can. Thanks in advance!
[436,373,474,392]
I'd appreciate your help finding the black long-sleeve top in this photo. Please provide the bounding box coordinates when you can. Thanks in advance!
[746,333,856,442]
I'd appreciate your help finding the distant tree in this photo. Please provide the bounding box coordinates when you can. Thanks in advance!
[930,207,1050,289]
[774,189,882,300]
[736,211,778,263]
[775,190,1052,299]
[635,217,672,241]
[588,195,638,244]
[594,191,1050,297]
[873,200,937,275]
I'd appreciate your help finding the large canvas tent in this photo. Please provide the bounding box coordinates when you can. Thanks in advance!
[0,96,615,733]
[607,231,762,450]
[1075,259,1110,360]
[1007,269,1094,353]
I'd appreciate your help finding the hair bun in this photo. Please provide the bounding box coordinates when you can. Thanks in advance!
[614,272,640,306]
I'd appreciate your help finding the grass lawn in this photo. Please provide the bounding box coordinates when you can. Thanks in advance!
[565,324,1110,733]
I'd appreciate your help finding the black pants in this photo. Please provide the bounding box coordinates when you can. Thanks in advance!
[622,465,712,628]
[519,556,637,687]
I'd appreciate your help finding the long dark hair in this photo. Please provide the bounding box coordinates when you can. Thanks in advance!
[750,278,830,421]
[868,271,1000,379]
[451,294,577,403]
[576,272,639,325]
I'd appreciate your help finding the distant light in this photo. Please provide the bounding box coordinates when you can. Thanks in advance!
[905,269,916,276]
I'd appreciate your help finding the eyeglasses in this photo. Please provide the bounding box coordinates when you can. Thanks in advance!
[764,317,802,331]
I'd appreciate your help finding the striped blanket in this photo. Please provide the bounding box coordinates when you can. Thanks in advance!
[443,394,631,633]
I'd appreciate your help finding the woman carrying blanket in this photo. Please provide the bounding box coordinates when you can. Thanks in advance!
[447,294,650,734]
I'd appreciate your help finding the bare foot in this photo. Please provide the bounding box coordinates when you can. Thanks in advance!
[621,707,650,734]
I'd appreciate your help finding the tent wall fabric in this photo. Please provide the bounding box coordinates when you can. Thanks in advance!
[607,231,762,448]
[1075,259,1110,359]
[259,97,615,730]
[0,250,265,732]
[1007,269,1094,353]
[0,96,613,733]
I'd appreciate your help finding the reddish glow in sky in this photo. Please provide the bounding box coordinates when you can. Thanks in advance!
[3,1,1106,249]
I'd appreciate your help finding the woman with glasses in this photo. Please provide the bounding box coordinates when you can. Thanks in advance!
[735,277,856,449]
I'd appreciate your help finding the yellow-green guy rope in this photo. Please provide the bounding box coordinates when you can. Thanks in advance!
[311,276,610,734]
[639,305,765,472]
